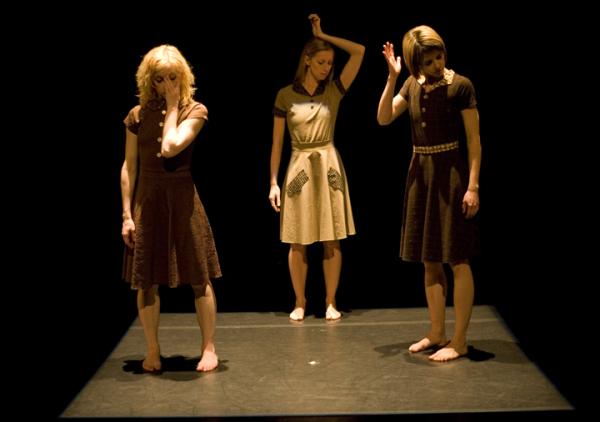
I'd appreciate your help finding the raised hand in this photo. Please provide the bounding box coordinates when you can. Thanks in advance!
[308,13,323,38]
[382,42,401,77]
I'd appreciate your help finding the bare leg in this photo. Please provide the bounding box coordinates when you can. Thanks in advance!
[289,243,307,321]
[430,260,473,362]
[323,240,342,320]
[409,262,448,353]
[193,282,219,372]
[137,285,161,371]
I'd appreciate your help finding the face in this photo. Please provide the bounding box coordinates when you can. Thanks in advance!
[420,49,446,82]
[306,50,334,81]
[152,66,180,97]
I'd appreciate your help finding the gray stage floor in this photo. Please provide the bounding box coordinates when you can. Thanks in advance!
[61,306,571,418]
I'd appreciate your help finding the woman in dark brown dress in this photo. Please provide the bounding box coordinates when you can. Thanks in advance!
[377,26,481,362]
[121,45,221,372]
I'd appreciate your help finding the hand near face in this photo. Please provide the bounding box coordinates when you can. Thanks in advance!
[163,77,181,107]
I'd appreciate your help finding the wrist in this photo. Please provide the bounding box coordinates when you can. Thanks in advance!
[467,184,479,193]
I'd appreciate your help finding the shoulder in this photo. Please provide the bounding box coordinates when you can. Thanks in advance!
[125,104,142,119]
[274,85,294,110]
[400,76,418,94]
[452,73,475,90]
[185,101,208,120]
[277,84,293,96]
[327,79,346,96]
[450,72,477,108]
[402,76,418,87]
[124,104,142,130]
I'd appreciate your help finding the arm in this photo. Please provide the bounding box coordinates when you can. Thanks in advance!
[461,108,482,219]
[268,116,286,212]
[121,128,138,248]
[309,14,365,90]
[377,41,408,125]
[160,78,205,158]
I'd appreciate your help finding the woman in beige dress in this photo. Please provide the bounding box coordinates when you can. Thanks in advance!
[269,14,365,321]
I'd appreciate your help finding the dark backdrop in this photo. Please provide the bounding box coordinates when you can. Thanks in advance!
[25,1,587,418]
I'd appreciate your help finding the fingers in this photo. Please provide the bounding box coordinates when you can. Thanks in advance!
[123,234,135,249]
[462,201,480,219]
[122,227,136,248]
[269,198,281,212]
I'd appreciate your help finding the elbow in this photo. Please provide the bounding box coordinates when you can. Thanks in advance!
[357,44,366,57]
[122,161,137,176]
[160,141,178,158]
[161,147,177,158]
[377,115,390,126]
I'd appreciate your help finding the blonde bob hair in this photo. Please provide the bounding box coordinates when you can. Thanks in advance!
[402,25,447,79]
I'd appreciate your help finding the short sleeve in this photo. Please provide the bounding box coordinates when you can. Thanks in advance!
[455,77,477,110]
[123,105,141,134]
[399,77,413,102]
[333,79,346,96]
[273,88,287,117]
[186,102,209,121]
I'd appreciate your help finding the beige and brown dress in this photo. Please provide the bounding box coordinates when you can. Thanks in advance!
[122,98,221,294]
[274,79,355,245]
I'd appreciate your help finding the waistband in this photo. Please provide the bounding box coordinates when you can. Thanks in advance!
[413,141,459,154]
[139,169,192,178]
[292,140,332,151]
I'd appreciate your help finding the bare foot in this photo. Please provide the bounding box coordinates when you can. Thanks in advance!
[325,304,341,321]
[196,350,219,372]
[289,307,305,321]
[429,343,468,362]
[142,354,162,372]
[408,337,448,353]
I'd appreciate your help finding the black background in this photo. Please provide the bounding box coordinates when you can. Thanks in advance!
[18,1,590,418]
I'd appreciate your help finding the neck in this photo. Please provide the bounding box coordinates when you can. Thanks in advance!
[303,74,318,92]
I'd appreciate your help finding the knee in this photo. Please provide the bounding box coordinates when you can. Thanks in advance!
[450,259,470,272]
[290,244,306,253]
[140,285,159,303]
[192,282,211,299]
[423,262,446,285]
[424,261,443,275]
[323,241,340,258]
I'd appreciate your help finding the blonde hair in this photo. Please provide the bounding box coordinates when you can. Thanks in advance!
[402,25,447,78]
[136,45,196,107]
[293,38,334,84]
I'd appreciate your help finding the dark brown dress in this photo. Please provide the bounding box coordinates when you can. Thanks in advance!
[122,98,221,294]
[399,69,479,262]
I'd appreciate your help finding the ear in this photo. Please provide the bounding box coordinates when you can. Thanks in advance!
[304,55,311,66]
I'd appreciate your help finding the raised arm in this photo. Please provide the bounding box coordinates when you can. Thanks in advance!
[377,41,408,125]
[309,14,365,90]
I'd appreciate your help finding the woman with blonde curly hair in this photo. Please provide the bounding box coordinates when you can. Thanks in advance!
[121,45,221,372]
